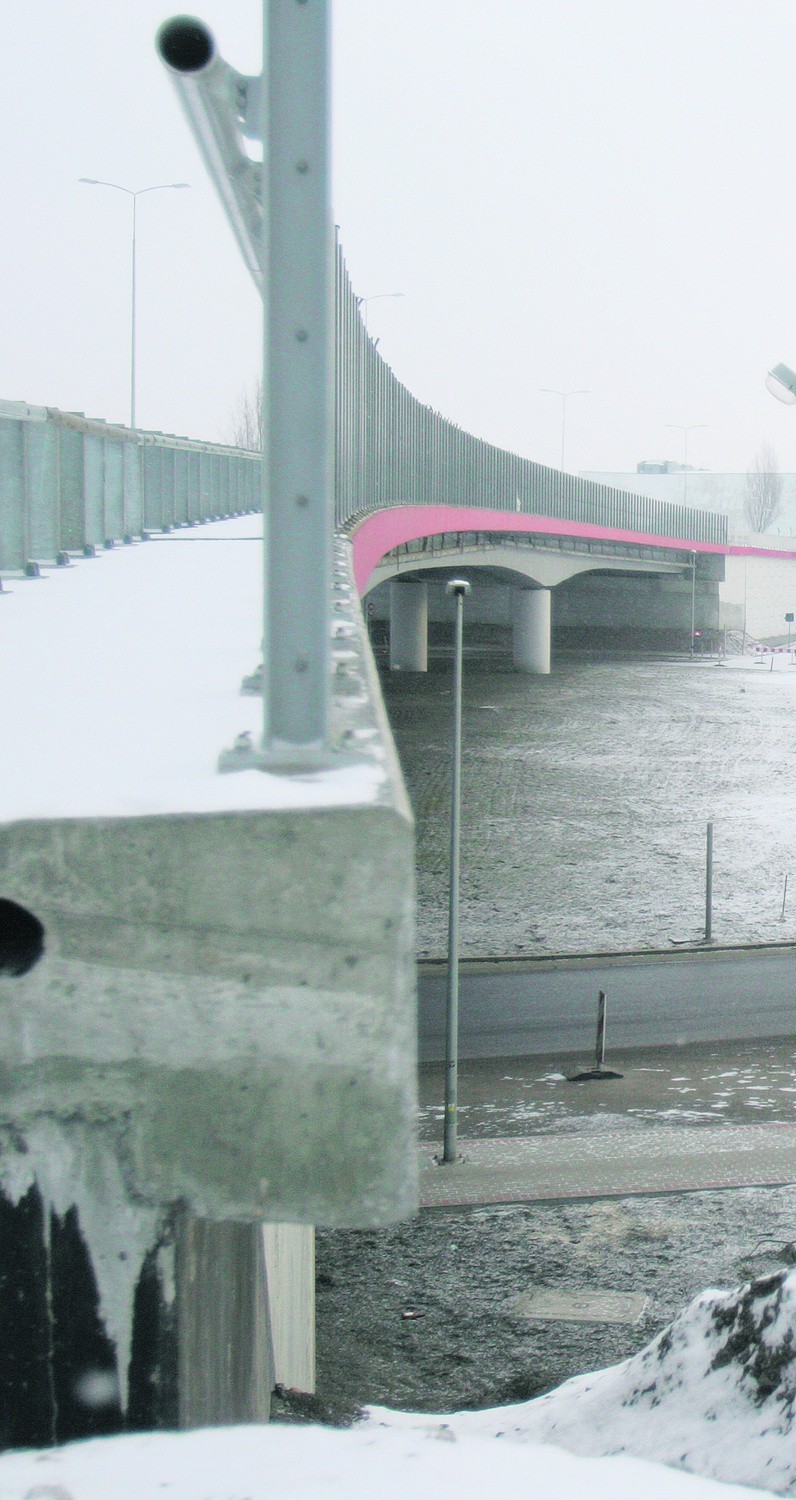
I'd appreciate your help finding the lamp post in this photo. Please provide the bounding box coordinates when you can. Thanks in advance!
[442,577,471,1165]
[664,422,706,508]
[79,178,190,428]
[665,425,705,656]
[539,388,589,471]
[691,549,697,658]
[355,292,404,333]
[766,364,796,405]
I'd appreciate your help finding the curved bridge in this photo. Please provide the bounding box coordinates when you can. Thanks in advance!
[334,247,726,674]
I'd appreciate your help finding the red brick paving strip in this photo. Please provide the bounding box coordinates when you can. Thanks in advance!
[419,1123,796,1207]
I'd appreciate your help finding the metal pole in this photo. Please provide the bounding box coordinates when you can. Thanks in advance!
[705,820,714,942]
[595,990,607,1068]
[560,393,567,471]
[78,179,189,431]
[443,579,470,1164]
[262,0,332,756]
[130,194,137,429]
[691,550,696,657]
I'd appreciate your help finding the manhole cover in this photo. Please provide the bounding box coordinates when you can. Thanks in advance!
[513,1286,648,1324]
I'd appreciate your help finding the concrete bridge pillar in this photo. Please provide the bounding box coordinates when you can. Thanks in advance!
[389,579,428,671]
[513,587,551,674]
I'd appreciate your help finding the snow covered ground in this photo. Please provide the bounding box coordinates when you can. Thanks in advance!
[0,518,386,820]
[2,1269,794,1498]
[381,652,796,958]
[371,1267,796,1496]
[0,1419,774,1500]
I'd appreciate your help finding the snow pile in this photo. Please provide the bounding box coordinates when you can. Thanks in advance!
[0,1420,772,1500]
[372,1267,796,1494]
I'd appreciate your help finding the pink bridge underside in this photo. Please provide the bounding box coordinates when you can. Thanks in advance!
[350,505,796,597]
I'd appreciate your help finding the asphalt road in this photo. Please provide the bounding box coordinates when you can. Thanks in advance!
[417,945,796,1060]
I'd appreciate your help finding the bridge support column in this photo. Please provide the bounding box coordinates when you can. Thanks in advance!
[389,580,428,671]
[513,588,551,674]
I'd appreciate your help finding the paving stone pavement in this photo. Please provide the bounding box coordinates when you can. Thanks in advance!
[419,1122,796,1206]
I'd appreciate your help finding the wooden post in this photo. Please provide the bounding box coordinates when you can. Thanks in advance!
[176,1215,274,1428]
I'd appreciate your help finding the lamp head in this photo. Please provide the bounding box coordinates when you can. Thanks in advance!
[446,578,471,598]
[766,363,796,405]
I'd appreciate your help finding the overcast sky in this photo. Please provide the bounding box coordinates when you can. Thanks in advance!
[3,1,796,476]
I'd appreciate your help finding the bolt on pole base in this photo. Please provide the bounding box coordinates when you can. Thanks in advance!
[217,730,363,775]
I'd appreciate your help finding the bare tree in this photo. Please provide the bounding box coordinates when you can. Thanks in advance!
[226,376,263,451]
[744,441,783,533]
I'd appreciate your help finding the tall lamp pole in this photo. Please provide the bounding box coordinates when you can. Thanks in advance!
[442,577,471,1165]
[665,424,706,656]
[79,178,190,428]
[665,422,706,508]
[356,291,404,333]
[540,388,589,471]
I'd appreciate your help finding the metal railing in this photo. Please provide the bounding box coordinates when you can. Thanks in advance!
[333,246,726,547]
[0,399,259,575]
[1,4,729,768]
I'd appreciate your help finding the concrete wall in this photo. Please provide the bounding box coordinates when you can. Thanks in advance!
[721,545,796,638]
[0,534,415,1432]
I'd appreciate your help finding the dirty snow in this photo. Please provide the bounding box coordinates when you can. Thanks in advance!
[380,653,796,957]
[370,1267,796,1495]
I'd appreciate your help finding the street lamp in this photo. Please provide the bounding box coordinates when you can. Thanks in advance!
[442,577,471,1166]
[539,388,589,471]
[664,423,706,507]
[355,292,404,333]
[79,178,191,428]
[766,364,796,405]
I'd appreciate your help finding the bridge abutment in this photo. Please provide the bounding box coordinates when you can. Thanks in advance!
[512,587,551,674]
[389,579,428,671]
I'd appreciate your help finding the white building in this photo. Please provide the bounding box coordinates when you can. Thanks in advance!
[582,468,796,642]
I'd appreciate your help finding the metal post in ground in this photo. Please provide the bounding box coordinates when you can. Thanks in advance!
[595,989,607,1068]
[442,578,470,1165]
[566,989,622,1081]
[705,820,714,942]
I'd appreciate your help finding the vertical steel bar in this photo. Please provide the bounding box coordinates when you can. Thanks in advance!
[262,0,332,753]
[705,821,714,942]
[596,990,606,1068]
[443,582,468,1164]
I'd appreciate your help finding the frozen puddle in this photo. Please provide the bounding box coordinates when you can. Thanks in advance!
[513,1286,648,1324]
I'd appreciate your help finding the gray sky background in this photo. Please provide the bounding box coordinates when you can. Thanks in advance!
[3,1,796,477]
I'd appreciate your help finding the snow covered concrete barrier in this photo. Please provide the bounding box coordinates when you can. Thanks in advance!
[0,518,416,1436]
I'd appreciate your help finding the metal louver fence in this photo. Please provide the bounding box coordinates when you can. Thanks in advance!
[0,400,260,575]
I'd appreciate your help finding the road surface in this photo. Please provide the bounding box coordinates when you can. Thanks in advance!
[418,945,796,1060]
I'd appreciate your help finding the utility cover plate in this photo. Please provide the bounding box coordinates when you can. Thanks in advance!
[514,1286,648,1324]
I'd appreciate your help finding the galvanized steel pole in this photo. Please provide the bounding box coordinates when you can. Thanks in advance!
[442,578,470,1165]
[705,820,714,943]
[78,179,190,431]
[130,193,137,429]
[262,0,333,756]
